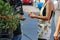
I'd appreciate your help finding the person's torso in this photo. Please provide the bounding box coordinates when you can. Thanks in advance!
[3,0,22,6]
[39,7,54,26]
[54,0,60,26]
[55,10,60,26]
[38,7,55,40]
[9,0,22,6]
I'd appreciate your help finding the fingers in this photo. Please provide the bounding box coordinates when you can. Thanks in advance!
[28,12,33,17]
[54,34,58,40]
[28,12,36,18]
[28,12,32,15]
[54,36,58,40]
[28,13,31,16]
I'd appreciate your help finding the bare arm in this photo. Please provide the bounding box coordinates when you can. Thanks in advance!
[35,2,51,20]
[54,17,60,40]
[55,17,60,33]
[28,1,54,20]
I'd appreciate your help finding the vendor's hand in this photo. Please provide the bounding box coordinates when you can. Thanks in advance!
[28,12,37,18]
[54,32,58,40]
[17,14,26,21]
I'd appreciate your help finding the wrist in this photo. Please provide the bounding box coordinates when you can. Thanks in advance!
[35,15,38,18]
[35,16,37,18]
[55,30,59,33]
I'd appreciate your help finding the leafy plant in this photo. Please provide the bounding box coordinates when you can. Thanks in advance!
[0,0,20,30]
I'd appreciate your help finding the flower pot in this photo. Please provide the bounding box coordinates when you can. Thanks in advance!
[0,27,13,40]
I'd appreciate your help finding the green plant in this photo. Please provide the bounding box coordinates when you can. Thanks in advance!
[0,0,20,30]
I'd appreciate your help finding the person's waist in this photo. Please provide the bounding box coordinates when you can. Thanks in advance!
[13,31,22,36]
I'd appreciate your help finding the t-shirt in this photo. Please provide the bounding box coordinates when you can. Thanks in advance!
[55,11,60,26]
[58,0,60,9]
[3,0,22,6]
[9,0,22,6]
[3,0,24,15]
[54,0,60,26]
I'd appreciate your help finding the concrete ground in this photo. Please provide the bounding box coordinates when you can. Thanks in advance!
[23,5,40,12]
[21,5,40,40]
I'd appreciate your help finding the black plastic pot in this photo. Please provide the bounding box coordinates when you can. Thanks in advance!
[0,27,13,40]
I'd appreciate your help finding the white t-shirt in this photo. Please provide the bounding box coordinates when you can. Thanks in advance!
[58,0,60,9]
[54,0,60,26]
[55,10,60,26]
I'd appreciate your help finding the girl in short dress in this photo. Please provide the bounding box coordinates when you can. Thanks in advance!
[28,0,55,40]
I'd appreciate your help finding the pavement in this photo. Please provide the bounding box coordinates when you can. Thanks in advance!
[23,5,40,13]
[21,5,39,40]
[21,12,38,40]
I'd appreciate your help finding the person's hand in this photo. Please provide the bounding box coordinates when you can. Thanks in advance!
[28,12,37,18]
[54,32,58,40]
[17,14,26,21]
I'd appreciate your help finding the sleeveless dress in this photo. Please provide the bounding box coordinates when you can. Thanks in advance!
[38,1,55,40]
[38,8,55,40]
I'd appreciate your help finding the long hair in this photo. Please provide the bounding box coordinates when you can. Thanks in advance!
[45,0,48,3]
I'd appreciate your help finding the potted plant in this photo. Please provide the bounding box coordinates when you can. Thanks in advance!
[0,0,20,39]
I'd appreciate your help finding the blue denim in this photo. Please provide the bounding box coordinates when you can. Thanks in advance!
[12,34,22,40]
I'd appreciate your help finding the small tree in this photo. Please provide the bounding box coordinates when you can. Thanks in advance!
[0,0,20,30]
